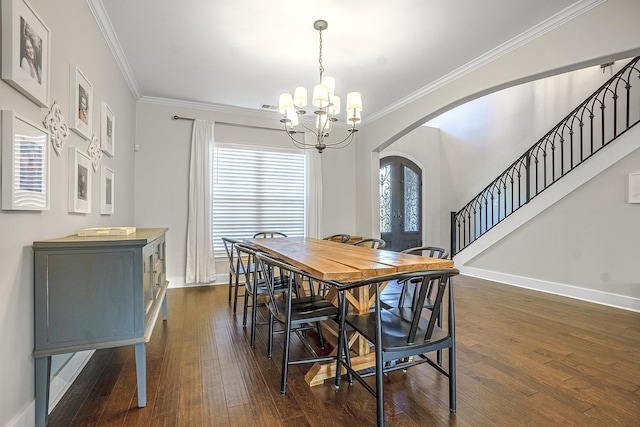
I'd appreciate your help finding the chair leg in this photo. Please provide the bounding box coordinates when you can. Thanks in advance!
[316,321,325,348]
[375,346,385,427]
[449,344,457,413]
[267,311,274,359]
[335,291,345,388]
[227,272,233,302]
[242,289,249,327]
[250,288,258,347]
[233,273,241,314]
[374,286,386,427]
[437,304,443,366]
[280,318,292,394]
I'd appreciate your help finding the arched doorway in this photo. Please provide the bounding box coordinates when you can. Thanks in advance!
[379,156,422,251]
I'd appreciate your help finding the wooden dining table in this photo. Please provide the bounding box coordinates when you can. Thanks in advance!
[245,237,455,386]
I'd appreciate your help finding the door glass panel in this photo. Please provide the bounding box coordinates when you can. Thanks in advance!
[403,166,419,232]
[380,164,391,233]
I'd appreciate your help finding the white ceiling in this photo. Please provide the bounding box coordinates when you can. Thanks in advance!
[96,0,587,121]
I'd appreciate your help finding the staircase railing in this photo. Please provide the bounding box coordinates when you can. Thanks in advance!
[451,56,640,256]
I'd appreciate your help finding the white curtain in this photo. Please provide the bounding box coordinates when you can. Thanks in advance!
[186,119,216,284]
[305,132,323,238]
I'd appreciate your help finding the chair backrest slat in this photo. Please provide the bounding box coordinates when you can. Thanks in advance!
[401,245,449,260]
[253,231,288,238]
[323,234,351,243]
[352,238,386,249]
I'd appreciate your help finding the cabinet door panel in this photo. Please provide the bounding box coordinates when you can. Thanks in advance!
[45,250,137,346]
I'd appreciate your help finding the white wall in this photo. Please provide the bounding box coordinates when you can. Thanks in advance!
[0,1,137,425]
[433,61,630,207]
[356,0,640,310]
[467,140,640,305]
[134,99,357,287]
[380,126,446,248]
[356,0,640,239]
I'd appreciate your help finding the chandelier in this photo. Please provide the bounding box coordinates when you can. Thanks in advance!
[278,20,362,153]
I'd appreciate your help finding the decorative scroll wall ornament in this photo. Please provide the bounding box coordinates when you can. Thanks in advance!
[42,100,69,156]
[87,133,102,172]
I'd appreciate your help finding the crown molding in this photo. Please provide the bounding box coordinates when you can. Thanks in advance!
[86,0,141,99]
[139,96,356,129]
[366,0,607,123]
[139,96,279,119]
[89,0,606,124]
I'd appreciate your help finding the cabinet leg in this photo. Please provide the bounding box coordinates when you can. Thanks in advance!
[35,356,51,427]
[134,343,147,407]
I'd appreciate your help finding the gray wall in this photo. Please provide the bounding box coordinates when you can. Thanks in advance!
[2,0,640,425]
[134,99,357,287]
[0,1,136,425]
[355,0,640,310]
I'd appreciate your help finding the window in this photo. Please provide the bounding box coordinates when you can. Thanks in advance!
[211,144,306,257]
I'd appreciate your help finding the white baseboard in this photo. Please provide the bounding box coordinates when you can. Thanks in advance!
[49,350,95,410]
[462,266,640,313]
[6,401,34,427]
[8,350,94,427]
[168,274,228,288]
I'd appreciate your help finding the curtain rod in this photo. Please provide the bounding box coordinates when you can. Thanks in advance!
[172,115,283,132]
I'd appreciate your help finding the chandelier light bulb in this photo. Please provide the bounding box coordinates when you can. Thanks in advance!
[321,76,335,97]
[346,92,363,112]
[293,87,308,108]
[312,84,330,108]
[279,93,294,115]
[328,95,340,116]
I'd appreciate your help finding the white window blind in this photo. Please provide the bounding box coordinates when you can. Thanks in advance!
[212,145,306,257]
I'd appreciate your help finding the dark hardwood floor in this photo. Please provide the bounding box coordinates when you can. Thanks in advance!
[48,275,640,426]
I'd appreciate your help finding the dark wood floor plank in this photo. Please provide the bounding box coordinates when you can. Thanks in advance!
[47,275,640,426]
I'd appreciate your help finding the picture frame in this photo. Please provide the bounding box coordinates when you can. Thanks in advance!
[100,166,114,214]
[1,110,50,210]
[68,146,92,213]
[1,0,51,107]
[101,102,115,157]
[69,65,93,140]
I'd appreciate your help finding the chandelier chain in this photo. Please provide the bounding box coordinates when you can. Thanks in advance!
[318,28,324,81]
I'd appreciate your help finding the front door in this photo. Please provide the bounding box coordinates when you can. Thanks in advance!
[380,156,422,252]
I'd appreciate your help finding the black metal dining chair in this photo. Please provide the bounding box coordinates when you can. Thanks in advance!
[323,234,351,243]
[335,268,460,427]
[352,238,386,249]
[380,245,451,367]
[235,242,288,347]
[381,245,449,310]
[253,231,288,238]
[222,237,253,314]
[255,251,341,394]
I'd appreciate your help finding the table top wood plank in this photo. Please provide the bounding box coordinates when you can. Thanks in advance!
[245,237,454,282]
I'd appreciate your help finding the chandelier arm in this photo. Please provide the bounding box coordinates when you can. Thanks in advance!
[324,135,355,150]
[284,129,315,149]
[298,119,319,135]
[322,126,357,147]
[282,122,321,149]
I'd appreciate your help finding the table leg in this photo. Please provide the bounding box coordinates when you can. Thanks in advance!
[134,343,147,407]
[35,356,51,427]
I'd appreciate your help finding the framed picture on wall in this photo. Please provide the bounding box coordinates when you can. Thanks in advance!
[0,0,51,107]
[68,146,92,213]
[101,102,115,156]
[69,65,93,140]
[1,110,50,210]
[100,166,114,214]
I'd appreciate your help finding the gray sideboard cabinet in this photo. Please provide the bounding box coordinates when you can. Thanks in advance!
[32,228,169,427]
